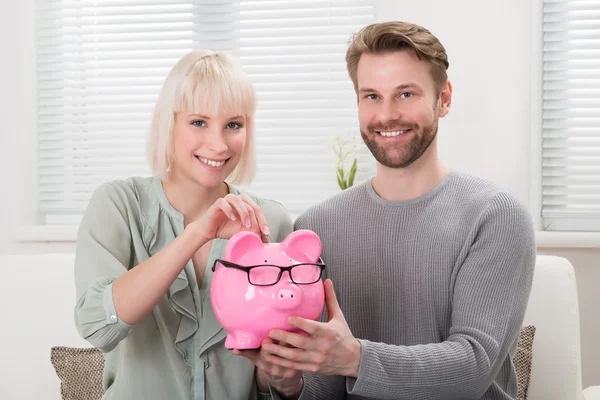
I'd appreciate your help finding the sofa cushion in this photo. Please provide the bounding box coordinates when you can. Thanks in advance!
[48,327,537,400]
[515,325,536,400]
[50,346,104,400]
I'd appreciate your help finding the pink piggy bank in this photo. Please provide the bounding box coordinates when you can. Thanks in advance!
[210,229,325,349]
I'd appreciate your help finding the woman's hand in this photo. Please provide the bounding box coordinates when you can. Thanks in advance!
[234,338,304,399]
[192,193,270,241]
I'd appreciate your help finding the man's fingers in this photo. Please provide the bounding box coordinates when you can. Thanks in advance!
[233,348,260,363]
[262,342,314,364]
[269,329,316,350]
[285,317,322,336]
[265,356,316,373]
[324,279,342,320]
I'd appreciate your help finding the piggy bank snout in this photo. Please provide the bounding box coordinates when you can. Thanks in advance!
[273,286,303,310]
[277,287,301,300]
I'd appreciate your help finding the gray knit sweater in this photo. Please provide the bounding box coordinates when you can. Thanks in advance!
[292,171,536,400]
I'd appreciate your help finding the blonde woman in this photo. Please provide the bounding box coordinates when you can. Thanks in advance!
[74,50,298,400]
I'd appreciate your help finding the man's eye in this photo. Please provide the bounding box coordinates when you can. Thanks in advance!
[366,94,378,100]
[400,92,413,99]
[191,120,206,127]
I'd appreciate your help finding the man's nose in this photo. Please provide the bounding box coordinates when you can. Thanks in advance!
[377,99,401,124]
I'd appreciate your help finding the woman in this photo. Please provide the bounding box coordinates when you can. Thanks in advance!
[74,50,297,399]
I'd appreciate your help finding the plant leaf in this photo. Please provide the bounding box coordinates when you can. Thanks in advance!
[348,158,358,187]
[337,174,346,190]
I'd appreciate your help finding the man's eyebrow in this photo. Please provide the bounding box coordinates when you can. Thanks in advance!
[395,83,420,90]
[358,83,421,93]
[359,87,377,94]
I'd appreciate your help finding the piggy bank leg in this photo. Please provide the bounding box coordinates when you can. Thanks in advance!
[225,333,237,349]
[225,331,262,350]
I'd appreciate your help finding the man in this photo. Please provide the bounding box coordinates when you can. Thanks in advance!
[241,21,535,400]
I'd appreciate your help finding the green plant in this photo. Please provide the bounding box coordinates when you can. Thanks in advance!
[333,134,358,190]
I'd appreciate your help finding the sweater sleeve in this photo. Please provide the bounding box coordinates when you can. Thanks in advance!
[345,193,536,399]
[74,182,135,353]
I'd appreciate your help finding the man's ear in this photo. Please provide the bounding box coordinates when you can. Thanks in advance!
[439,80,452,118]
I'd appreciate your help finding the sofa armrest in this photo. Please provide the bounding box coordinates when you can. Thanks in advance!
[583,386,600,400]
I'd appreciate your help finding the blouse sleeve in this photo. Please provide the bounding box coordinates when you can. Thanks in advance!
[74,182,135,353]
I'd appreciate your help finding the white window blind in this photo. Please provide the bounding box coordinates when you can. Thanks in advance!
[542,0,600,231]
[37,0,377,225]
[236,1,376,216]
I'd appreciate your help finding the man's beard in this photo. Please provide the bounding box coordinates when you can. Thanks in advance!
[360,117,439,169]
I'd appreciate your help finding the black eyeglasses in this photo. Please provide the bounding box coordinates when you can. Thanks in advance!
[212,258,326,286]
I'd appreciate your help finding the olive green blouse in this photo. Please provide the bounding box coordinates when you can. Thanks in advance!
[74,176,293,400]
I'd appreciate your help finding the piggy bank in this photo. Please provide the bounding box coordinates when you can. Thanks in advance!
[210,229,325,349]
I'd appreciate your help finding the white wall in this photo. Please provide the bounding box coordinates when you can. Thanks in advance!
[1,0,29,254]
[1,0,75,255]
[0,0,598,389]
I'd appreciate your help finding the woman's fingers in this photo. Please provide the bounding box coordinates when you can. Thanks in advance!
[213,198,236,221]
[223,194,267,236]
[240,194,270,237]
[205,194,269,240]
[224,194,252,228]
[243,202,259,231]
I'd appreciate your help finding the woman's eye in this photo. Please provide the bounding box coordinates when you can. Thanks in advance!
[227,122,242,130]
[191,120,206,127]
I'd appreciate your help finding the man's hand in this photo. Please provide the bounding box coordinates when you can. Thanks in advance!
[234,338,304,399]
[261,279,362,377]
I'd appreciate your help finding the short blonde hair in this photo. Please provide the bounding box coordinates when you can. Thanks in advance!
[346,21,449,96]
[148,50,257,184]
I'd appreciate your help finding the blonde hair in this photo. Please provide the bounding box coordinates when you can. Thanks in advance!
[346,21,449,96]
[147,50,257,184]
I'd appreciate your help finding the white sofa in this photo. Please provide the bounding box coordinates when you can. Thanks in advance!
[0,253,90,400]
[0,253,598,400]
[522,255,599,400]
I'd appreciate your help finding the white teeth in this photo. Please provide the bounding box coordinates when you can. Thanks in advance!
[197,156,226,167]
[379,130,408,137]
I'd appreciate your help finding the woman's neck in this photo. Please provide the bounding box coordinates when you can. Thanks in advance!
[161,172,229,225]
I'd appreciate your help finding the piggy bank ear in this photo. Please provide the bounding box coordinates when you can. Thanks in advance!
[281,230,322,262]
[224,231,264,261]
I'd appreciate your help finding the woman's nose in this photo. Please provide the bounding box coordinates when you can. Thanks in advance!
[205,130,228,153]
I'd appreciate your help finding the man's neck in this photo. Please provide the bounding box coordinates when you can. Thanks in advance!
[371,147,450,202]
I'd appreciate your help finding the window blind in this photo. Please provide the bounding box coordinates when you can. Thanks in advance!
[36,0,376,224]
[236,0,376,215]
[542,0,600,231]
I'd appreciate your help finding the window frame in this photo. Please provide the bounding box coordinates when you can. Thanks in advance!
[529,0,600,247]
